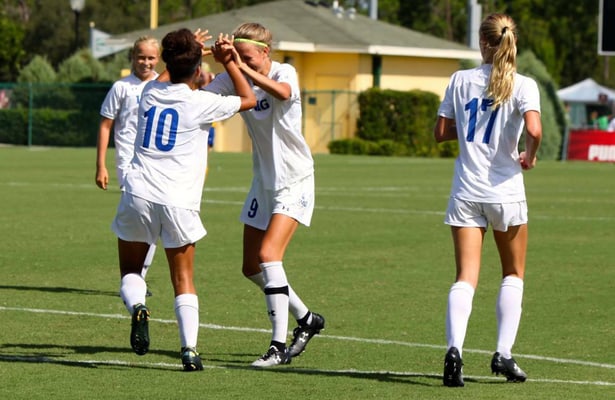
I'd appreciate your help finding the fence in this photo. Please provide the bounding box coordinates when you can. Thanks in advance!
[0,83,359,153]
[0,83,111,147]
[301,89,360,153]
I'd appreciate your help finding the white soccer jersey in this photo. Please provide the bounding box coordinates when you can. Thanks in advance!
[99,72,158,171]
[205,61,314,190]
[437,64,541,202]
[123,81,242,211]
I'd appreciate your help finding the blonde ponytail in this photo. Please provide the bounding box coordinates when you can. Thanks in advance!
[480,14,517,108]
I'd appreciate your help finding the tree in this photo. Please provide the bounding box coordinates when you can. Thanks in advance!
[392,0,611,87]
[3,0,614,88]
[0,16,26,81]
[56,49,110,83]
[17,55,56,83]
[397,0,468,43]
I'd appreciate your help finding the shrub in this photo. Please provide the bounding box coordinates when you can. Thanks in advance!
[517,51,565,160]
[56,49,111,83]
[17,55,57,83]
[0,109,28,144]
[331,88,442,156]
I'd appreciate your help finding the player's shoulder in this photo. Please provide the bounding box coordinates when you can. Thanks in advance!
[110,74,140,90]
[449,65,487,83]
[271,61,297,77]
[514,72,539,92]
[514,72,537,84]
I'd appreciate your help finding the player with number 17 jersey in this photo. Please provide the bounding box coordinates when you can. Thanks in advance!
[437,63,540,203]
[124,80,242,211]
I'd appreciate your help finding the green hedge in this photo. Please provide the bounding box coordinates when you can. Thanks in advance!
[330,88,451,157]
[0,108,100,146]
[0,83,109,146]
[327,138,409,156]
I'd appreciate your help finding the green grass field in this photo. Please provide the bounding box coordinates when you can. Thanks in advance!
[0,147,613,399]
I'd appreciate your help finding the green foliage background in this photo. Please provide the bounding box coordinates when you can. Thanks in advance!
[1,0,613,88]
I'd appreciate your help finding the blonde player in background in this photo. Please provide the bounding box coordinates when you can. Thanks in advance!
[434,13,542,387]
[96,36,160,291]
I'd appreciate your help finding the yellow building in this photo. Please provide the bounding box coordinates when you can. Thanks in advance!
[112,0,480,153]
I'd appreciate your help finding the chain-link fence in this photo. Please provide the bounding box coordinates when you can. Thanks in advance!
[0,83,359,153]
[0,83,112,146]
[301,89,359,153]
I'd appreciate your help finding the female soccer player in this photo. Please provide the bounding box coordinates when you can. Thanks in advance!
[205,23,325,367]
[111,28,255,371]
[434,13,542,387]
[96,36,160,285]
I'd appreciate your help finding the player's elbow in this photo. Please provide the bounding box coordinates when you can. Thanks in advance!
[433,117,455,143]
[524,111,542,140]
[239,95,257,111]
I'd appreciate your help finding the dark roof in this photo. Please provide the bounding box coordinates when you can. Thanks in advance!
[111,0,479,59]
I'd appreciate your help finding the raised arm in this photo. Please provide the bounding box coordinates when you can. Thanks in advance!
[237,58,291,101]
[212,34,256,111]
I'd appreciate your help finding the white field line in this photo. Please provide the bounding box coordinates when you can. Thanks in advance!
[0,355,613,387]
[1,305,614,376]
[2,181,614,221]
[206,199,615,222]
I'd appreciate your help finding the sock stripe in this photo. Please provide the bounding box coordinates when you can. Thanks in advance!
[264,286,289,296]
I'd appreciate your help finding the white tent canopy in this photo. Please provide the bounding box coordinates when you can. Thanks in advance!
[557,78,615,104]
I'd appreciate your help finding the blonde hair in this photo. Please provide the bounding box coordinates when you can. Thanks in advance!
[479,14,517,108]
[232,22,272,53]
[129,36,160,61]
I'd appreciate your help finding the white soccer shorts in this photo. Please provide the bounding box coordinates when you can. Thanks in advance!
[240,174,315,230]
[112,192,207,248]
[444,197,528,232]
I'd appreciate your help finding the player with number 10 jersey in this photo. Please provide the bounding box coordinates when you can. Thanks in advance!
[124,82,240,211]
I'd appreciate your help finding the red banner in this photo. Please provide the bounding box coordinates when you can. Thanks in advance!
[566,129,615,162]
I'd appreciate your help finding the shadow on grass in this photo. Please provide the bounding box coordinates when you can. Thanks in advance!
[0,346,486,384]
[0,343,180,370]
[206,352,475,387]
[216,362,477,387]
[0,284,118,297]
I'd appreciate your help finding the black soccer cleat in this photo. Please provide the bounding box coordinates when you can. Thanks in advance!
[181,347,204,371]
[443,347,464,387]
[130,303,150,355]
[491,352,527,382]
[288,312,325,358]
[251,345,291,368]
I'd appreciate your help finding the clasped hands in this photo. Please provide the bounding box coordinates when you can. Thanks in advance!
[194,28,240,66]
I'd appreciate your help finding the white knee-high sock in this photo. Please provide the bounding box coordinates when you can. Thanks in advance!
[120,273,147,314]
[288,286,310,324]
[141,244,156,279]
[260,262,289,346]
[247,271,266,289]
[247,271,309,322]
[175,293,199,349]
[446,281,475,357]
[496,276,524,358]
